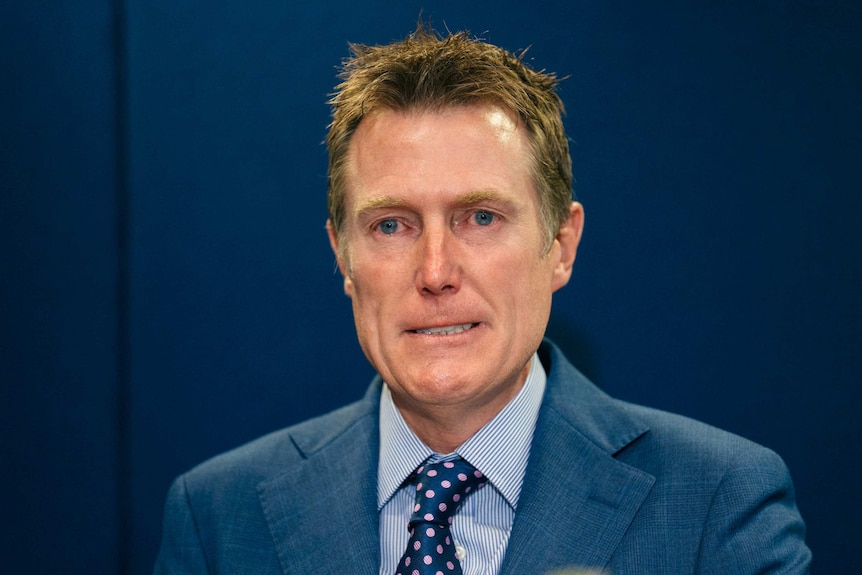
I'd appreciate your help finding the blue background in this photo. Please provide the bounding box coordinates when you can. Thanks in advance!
[2,1,860,573]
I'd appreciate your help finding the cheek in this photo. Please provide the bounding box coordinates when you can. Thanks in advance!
[517,257,557,310]
[349,281,380,349]
[347,266,392,326]
[498,249,555,288]
[348,262,387,300]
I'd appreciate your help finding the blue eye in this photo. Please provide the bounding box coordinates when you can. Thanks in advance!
[378,219,399,234]
[474,210,495,226]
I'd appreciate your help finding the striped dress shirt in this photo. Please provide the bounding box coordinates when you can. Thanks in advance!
[377,353,547,575]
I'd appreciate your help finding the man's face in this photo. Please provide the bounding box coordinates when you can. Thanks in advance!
[328,103,583,432]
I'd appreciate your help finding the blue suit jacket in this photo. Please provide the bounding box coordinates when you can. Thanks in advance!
[154,341,811,574]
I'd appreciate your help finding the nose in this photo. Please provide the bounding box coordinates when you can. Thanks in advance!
[415,224,461,295]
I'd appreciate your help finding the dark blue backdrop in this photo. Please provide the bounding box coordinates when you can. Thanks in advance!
[2,1,860,573]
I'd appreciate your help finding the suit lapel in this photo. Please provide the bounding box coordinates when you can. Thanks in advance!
[501,407,655,574]
[258,393,381,574]
[500,343,656,574]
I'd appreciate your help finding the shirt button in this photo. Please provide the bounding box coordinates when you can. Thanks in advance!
[455,544,467,560]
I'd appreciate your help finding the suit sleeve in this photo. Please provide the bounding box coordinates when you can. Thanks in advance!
[696,447,811,574]
[153,475,212,575]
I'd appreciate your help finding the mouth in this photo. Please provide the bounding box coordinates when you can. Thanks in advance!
[410,322,479,336]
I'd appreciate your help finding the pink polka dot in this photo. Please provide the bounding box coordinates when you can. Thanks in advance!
[427,469,438,477]
[445,535,451,545]
[405,557,411,566]
[437,544,444,554]
[423,555,433,565]
[413,540,421,551]
[447,561,455,570]
[425,489,435,498]
[474,470,483,478]
[412,570,420,575]
[426,527,436,537]
[416,482,423,491]
[465,486,472,493]
[414,503,420,512]
[443,461,455,468]
[437,572,444,575]
[424,513,434,521]
[438,502,448,512]
[458,473,467,481]
[453,494,460,502]
[441,480,451,488]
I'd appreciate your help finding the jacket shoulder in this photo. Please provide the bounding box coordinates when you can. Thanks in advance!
[540,339,783,471]
[180,386,380,493]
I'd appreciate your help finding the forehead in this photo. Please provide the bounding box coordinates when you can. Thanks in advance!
[352,103,522,147]
[342,104,535,209]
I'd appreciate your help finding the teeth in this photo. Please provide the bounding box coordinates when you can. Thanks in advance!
[414,323,475,335]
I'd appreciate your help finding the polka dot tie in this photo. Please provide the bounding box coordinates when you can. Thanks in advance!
[395,457,488,575]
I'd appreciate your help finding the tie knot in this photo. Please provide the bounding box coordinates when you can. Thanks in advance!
[409,457,488,528]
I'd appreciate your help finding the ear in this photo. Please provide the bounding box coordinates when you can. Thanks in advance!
[326,219,355,298]
[551,201,585,292]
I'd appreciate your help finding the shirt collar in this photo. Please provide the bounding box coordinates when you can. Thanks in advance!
[377,353,547,510]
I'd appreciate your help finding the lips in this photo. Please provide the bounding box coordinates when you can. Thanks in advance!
[411,322,478,335]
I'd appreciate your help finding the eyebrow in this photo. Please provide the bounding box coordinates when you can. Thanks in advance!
[353,189,512,220]
[353,195,408,219]
[457,189,509,206]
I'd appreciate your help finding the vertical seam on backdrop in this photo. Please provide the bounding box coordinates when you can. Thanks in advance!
[113,0,131,573]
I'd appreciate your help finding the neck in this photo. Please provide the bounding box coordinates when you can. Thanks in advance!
[401,409,488,454]
[392,364,530,453]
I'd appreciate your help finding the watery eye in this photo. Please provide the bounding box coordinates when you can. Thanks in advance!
[474,210,495,226]
[378,219,399,235]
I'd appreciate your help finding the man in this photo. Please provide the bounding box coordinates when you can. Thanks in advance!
[154,26,811,574]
